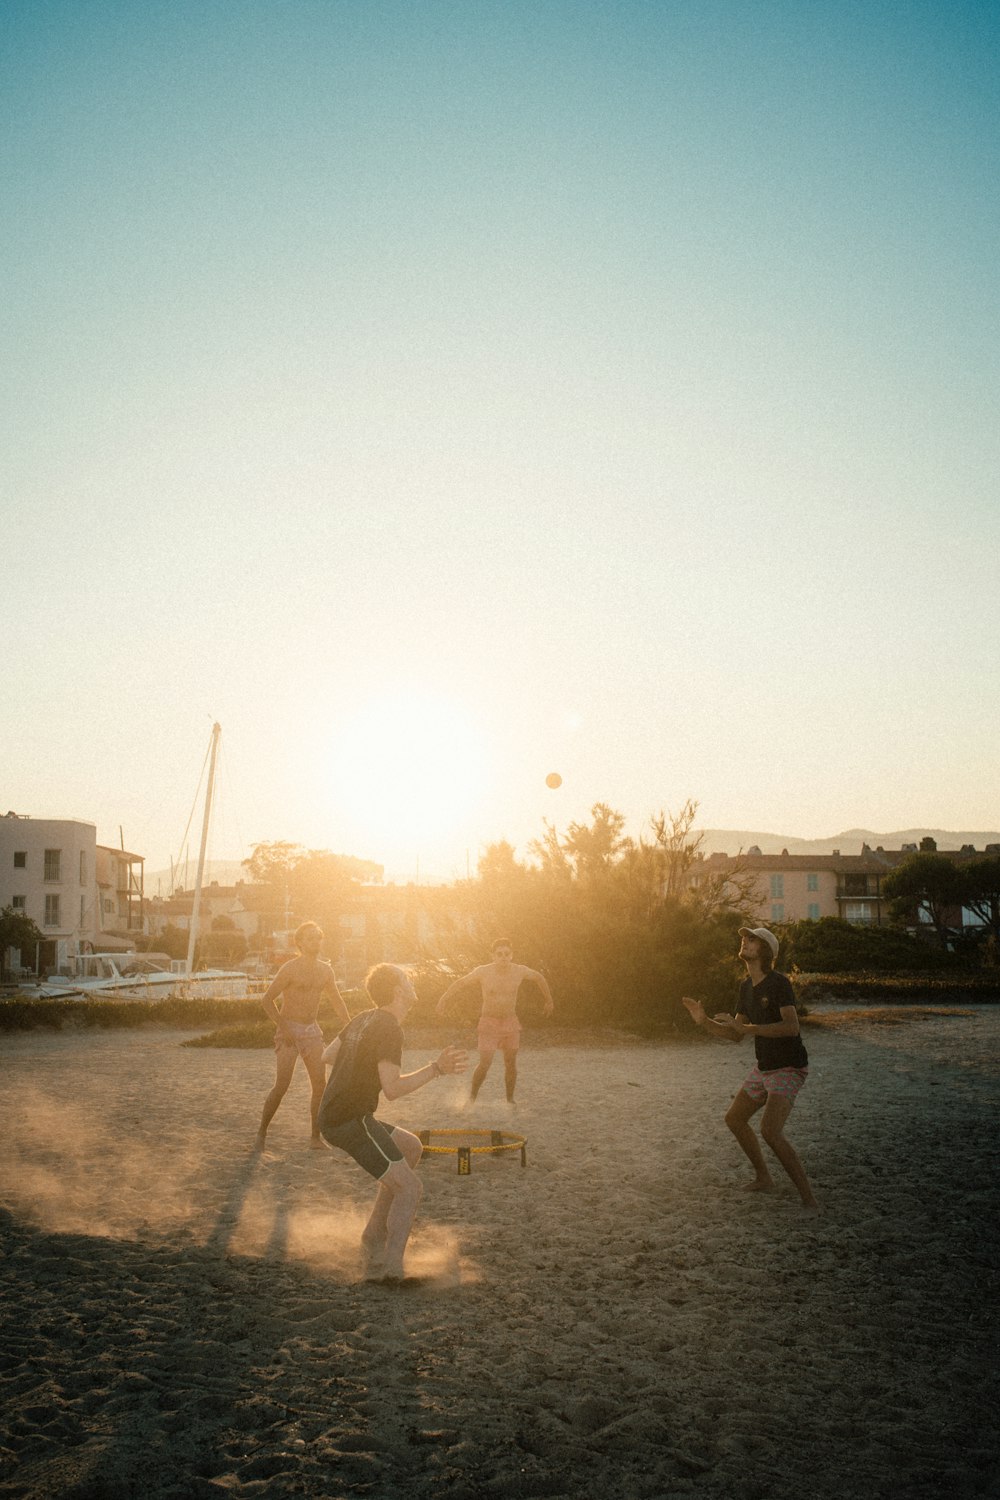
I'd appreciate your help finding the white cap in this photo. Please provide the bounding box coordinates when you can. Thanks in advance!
[738,926,779,961]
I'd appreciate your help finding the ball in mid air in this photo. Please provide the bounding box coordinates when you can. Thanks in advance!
[545,772,562,789]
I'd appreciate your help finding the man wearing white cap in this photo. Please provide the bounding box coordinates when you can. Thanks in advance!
[683,927,818,1210]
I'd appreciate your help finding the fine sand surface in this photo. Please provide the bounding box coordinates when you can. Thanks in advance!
[1,1011,998,1500]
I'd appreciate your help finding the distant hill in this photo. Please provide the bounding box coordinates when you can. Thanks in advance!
[696,827,1000,856]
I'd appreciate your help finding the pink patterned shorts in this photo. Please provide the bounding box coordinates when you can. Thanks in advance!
[478,1014,521,1053]
[275,1020,325,1060]
[741,1065,808,1103]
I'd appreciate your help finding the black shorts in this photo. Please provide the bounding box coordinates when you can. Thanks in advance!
[322,1114,403,1180]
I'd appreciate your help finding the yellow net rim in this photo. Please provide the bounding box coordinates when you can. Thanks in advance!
[419,1128,526,1154]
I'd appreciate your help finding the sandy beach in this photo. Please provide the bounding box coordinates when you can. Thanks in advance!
[1,1009,998,1500]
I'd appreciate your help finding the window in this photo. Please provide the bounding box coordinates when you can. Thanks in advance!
[44,894,61,927]
[12,895,26,911]
[80,850,86,884]
[807,873,819,892]
[769,874,784,899]
[808,903,820,920]
[80,895,86,925]
[14,851,26,868]
[770,903,785,922]
[44,849,61,881]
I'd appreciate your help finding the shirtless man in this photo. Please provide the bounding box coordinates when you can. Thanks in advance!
[435,939,554,1102]
[255,921,351,1151]
[682,926,818,1210]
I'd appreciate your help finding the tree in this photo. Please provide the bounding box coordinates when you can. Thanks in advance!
[647,799,701,898]
[477,840,524,884]
[961,856,1000,944]
[241,841,304,887]
[200,928,248,965]
[151,923,189,960]
[0,906,44,978]
[528,821,572,879]
[241,842,373,950]
[422,799,757,1030]
[238,840,385,965]
[644,800,759,918]
[561,803,632,875]
[882,852,966,949]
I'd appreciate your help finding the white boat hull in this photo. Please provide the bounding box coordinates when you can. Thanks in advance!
[31,955,262,1002]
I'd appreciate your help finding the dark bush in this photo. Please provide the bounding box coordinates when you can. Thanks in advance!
[781,917,964,975]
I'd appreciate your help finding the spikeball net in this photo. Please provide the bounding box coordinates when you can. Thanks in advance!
[418,1129,527,1175]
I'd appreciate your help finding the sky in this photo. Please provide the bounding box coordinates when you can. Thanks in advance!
[2,0,998,884]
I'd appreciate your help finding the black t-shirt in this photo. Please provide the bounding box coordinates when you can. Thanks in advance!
[318,1008,403,1130]
[738,971,808,1072]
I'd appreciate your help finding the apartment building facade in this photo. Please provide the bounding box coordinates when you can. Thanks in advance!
[0,812,144,970]
[691,841,998,930]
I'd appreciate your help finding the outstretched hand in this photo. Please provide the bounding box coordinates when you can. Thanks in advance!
[681,996,705,1024]
[712,1013,745,1037]
[436,1044,468,1076]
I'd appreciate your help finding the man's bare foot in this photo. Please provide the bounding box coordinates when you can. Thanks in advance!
[800,1195,820,1212]
[253,1132,267,1153]
[743,1178,775,1192]
[309,1136,330,1151]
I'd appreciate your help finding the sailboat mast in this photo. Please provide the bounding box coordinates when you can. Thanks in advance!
[186,722,222,975]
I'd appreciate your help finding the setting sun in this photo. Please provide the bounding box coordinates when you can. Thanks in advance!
[328,690,488,851]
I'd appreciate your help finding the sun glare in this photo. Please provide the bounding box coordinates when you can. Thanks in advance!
[329,690,487,848]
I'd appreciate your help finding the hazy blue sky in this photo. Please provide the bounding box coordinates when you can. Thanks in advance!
[3,1,997,882]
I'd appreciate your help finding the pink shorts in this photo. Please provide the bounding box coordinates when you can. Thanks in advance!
[275,1020,325,1060]
[741,1065,808,1103]
[478,1014,521,1053]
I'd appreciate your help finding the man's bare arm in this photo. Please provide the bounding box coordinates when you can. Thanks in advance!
[435,971,479,1016]
[525,968,555,1017]
[729,1003,801,1040]
[378,1047,467,1099]
[260,962,294,1028]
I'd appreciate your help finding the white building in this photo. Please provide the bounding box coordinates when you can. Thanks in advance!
[0,812,144,973]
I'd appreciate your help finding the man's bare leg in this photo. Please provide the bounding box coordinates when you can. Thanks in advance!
[502,1046,518,1103]
[361,1181,394,1278]
[256,1048,297,1150]
[760,1094,819,1210]
[373,1139,425,1280]
[361,1130,423,1278]
[303,1050,330,1149]
[724,1090,774,1190]
[470,1045,496,1102]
